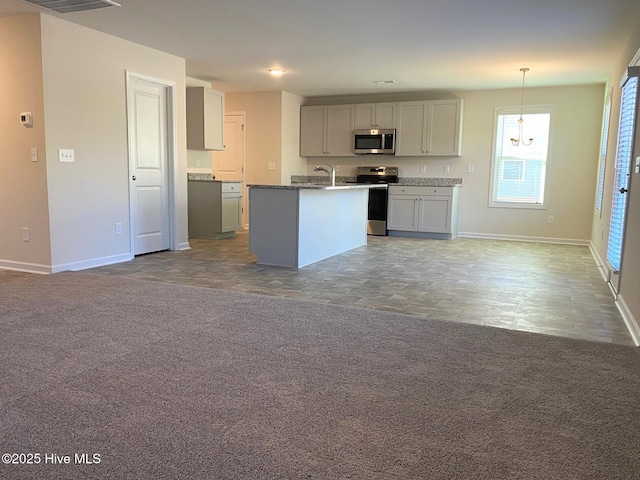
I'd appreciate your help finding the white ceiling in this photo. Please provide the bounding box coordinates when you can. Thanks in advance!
[2,0,640,97]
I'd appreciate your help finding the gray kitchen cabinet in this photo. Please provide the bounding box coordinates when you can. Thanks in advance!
[188,181,241,239]
[395,99,463,156]
[186,87,225,150]
[354,102,397,129]
[300,104,355,156]
[387,185,460,239]
[387,194,420,231]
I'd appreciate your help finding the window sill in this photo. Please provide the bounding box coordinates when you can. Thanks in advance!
[489,201,546,210]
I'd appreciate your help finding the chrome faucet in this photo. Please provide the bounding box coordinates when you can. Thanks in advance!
[314,164,336,186]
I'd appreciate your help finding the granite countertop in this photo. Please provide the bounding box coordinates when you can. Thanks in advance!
[187,173,242,183]
[290,175,462,187]
[248,183,387,191]
[397,177,462,187]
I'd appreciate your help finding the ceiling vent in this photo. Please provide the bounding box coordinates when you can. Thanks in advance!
[23,0,121,13]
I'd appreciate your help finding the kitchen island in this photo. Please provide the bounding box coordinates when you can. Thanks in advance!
[248,183,385,268]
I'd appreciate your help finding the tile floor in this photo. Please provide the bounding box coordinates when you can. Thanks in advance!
[78,232,633,346]
[0,233,632,346]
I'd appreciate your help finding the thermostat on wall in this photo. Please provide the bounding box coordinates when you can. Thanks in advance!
[20,112,33,127]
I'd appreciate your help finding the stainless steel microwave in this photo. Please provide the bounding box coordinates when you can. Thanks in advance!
[353,129,395,154]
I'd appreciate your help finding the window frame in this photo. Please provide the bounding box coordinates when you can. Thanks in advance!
[595,90,612,218]
[489,105,553,210]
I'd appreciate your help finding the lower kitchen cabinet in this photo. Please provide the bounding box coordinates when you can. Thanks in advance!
[188,180,242,239]
[387,185,460,239]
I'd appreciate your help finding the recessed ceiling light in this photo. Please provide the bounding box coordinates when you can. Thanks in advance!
[373,80,396,84]
[268,69,285,76]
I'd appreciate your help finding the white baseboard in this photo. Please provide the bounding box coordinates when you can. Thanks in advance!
[616,294,640,347]
[588,241,609,282]
[51,253,133,273]
[588,243,640,346]
[458,232,589,246]
[0,259,51,274]
[177,241,191,251]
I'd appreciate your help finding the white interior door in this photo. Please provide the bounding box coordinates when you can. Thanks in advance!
[127,76,171,255]
[213,113,247,227]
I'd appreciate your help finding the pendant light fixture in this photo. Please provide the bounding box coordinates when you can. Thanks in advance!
[510,67,534,147]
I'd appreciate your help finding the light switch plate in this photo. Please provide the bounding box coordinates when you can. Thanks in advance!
[635,156,640,174]
[31,147,38,162]
[59,148,75,162]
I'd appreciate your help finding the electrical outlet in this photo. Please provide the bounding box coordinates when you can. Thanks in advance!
[115,222,122,235]
[547,215,554,224]
[419,165,427,173]
[267,162,276,171]
[22,227,30,242]
[467,164,474,174]
[444,165,450,173]
[31,147,38,162]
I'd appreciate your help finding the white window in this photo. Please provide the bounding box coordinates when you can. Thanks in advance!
[490,107,552,208]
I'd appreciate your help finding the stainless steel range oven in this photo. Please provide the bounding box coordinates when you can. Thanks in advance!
[356,166,398,236]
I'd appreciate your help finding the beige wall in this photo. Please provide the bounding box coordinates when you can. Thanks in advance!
[0,14,51,272]
[455,85,603,241]
[225,91,283,185]
[280,91,306,184]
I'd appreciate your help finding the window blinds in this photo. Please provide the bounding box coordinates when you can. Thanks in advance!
[607,73,638,271]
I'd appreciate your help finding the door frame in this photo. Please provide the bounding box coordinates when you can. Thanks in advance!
[228,111,248,228]
[213,111,248,228]
[125,71,179,254]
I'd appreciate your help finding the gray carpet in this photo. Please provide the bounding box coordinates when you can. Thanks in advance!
[1,272,639,479]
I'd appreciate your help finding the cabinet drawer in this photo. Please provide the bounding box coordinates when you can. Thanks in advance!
[222,182,241,194]
[389,186,453,196]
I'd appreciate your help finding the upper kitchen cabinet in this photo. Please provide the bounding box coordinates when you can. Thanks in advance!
[427,99,463,156]
[354,102,397,129]
[186,87,225,150]
[395,99,463,156]
[300,104,355,157]
[395,102,427,156]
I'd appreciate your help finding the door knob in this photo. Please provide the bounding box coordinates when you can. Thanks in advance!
[620,187,628,194]
[132,175,136,181]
